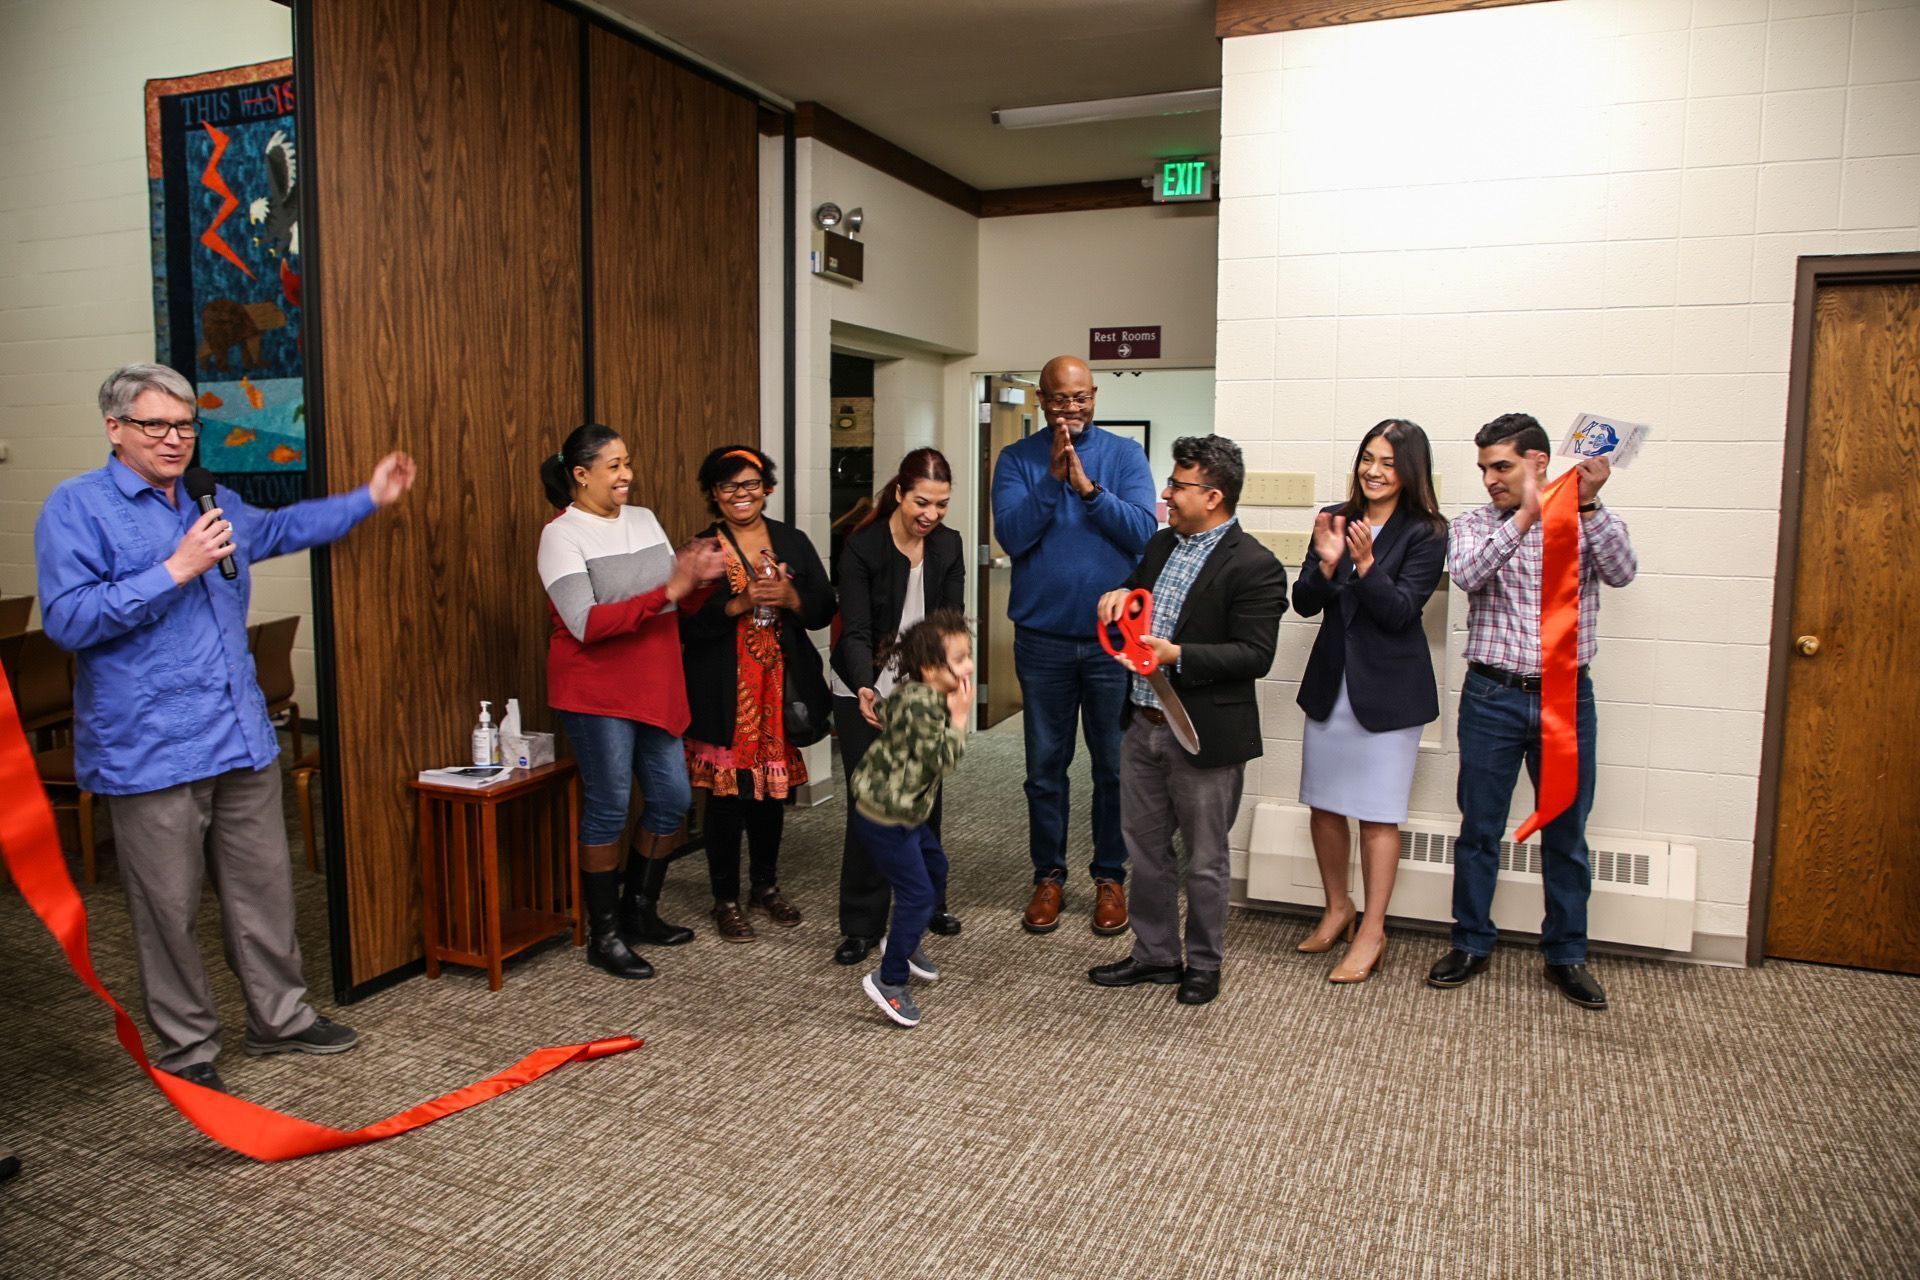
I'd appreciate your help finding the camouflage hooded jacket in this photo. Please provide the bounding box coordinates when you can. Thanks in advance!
[850,680,965,828]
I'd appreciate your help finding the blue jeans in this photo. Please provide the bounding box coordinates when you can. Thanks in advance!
[1451,668,1598,965]
[1013,626,1129,884]
[852,811,948,987]
[557,711,692,845]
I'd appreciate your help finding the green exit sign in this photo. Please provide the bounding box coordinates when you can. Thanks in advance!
[1154,159,1213,203]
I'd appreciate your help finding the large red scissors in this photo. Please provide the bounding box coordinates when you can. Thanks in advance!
[1098,588,1201,755]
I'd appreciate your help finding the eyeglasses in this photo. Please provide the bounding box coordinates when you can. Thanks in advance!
[116,415,201,441]
[1042,392,1096,409]
[1164,477,1219,493]
[715,478,765,497]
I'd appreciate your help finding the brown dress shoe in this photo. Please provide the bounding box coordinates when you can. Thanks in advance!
[748,885,802,927]
[1091,878,1129,936]
[712,900,756,943]
[1023,879,1064,934]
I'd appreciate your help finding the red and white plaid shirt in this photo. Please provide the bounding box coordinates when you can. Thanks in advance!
[1449,503,1638,676]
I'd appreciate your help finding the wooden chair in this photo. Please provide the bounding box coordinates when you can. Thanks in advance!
[290,748,323,873]
[0,631,95,883]
[250,615,302,762]
[0,595,32,638]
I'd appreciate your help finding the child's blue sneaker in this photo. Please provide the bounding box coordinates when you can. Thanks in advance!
[862,972,922,1028]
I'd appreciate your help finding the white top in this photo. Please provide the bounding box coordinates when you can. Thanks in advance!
[536,504,675,641]
[829,560,925,700]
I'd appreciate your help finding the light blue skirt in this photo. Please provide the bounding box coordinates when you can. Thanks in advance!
[1298,676,1421,824]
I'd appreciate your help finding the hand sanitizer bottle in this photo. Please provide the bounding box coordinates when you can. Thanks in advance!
[472,700,498,767]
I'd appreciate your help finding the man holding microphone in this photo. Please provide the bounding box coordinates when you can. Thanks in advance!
[34,363,416,1092]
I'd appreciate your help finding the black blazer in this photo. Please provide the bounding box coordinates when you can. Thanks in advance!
[680,517,836,746]
[1119,522,1289,770]
[829,519,966,695]
[1290,503,1444,732]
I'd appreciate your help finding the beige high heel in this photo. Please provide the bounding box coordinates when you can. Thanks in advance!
[1330,933,1387,984]
[1297,904,1359,954]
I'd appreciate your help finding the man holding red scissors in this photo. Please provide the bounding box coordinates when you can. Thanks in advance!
[1088,436,1288,1006]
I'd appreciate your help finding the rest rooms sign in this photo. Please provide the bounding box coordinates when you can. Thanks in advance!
[1089,326,1161,360]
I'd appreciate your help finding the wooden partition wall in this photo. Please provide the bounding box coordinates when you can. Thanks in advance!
[302,0,764,995]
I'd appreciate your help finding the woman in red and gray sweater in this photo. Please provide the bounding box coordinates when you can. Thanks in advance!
[538,423,724,980]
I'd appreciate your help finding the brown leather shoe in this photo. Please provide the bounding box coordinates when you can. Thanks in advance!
[1022,879,1064,934]
[748,885,802,927]
[1091,878,1129,936]
[712,900,756,943]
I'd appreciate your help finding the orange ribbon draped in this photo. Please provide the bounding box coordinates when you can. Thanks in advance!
[1512,470,1582,843]
[0,666,641,1162]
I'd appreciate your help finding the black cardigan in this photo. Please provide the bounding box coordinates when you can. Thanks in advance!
[679,517,836,747]
[829,519,966,695]
[1290,503,1445,733]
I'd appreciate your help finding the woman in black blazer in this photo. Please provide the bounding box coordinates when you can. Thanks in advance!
[1290,419,1447,984]
[680,445,836,942]
[828,447,965,965]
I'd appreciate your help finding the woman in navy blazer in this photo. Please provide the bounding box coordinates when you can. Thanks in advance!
[1290,419,1446,984]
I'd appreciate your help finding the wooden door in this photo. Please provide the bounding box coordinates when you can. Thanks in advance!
[1765,276,1920,973]
[977,377,1038,729]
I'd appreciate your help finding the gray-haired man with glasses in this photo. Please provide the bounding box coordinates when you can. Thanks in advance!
[33,363,415,1094]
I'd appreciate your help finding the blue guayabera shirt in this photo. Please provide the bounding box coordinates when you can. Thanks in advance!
[34,454,374,795]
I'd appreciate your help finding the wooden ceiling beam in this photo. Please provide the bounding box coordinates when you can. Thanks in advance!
[1216,0,1557,38]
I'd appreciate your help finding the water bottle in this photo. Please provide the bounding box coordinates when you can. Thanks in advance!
[753,549,780,628]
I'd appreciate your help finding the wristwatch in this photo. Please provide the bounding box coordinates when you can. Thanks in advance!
[1579,501,1600,513]
[1080,482,1104,502]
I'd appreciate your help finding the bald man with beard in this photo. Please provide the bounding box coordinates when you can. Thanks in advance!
[989,356,1157,937]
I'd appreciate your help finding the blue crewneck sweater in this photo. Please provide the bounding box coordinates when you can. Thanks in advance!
[989,423,1158,637]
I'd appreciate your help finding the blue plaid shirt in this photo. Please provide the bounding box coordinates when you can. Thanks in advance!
[1131,517,1236,710]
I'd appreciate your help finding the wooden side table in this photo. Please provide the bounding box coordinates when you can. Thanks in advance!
[411,759,584,990]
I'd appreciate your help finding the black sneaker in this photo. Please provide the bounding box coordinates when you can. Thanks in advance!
[244,1015,361,1057]
[861,972,923,1028]
[169,1062,228,1093]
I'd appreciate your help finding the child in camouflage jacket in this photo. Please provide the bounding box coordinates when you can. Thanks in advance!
[852,609,973,1028]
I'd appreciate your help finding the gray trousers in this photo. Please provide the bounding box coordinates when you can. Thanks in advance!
[108,765,315,1071]
[1121,716,1245,972]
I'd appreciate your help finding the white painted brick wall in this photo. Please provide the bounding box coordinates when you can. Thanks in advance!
[1217,0,1920,954]
[0,2,309,711]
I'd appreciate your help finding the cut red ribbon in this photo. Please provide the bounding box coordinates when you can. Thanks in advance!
[0,665,640,1162]
[1513,469,1582,843]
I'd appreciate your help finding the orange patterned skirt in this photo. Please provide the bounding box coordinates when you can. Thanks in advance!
[685,561,808,801]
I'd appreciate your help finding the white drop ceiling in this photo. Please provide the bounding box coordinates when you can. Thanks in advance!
[592,0,1223,190]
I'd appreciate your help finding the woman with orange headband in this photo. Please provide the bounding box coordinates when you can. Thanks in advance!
[679,444,836,942]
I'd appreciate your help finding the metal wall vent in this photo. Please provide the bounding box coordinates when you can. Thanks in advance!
[1398,828,1651,887]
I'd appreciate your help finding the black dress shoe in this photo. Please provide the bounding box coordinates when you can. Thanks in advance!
[834,935,878,966]
[169,1062,227,1094]
[1088,956,1183,987]
[1546,963,1608,1009]
[1176,968,1221,1005]
[927,911,963,937]
[1426,948,1491,988]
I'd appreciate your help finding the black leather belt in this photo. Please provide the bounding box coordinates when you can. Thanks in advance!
[1468,661,1587,693]
[1135,704,1168,726]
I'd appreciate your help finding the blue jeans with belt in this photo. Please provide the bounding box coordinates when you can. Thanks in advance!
[1451,668,1598,965]
[1013,626,1130,884]
[556,711,692,845]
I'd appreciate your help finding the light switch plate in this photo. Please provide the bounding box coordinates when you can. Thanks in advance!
[1241,471,1316,507]
[1249,530,1310,564]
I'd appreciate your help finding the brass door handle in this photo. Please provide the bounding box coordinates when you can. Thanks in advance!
[1796,635,1821,657]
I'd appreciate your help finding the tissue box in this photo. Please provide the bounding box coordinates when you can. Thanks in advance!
[501,731,555,770]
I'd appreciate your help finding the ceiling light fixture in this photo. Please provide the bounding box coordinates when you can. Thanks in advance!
[991,87,1221,130]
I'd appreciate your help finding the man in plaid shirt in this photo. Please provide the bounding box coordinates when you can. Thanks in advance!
[1427,413,1637,1010]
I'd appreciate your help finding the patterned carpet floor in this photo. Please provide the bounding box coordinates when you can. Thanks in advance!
[1,723,1916,1279]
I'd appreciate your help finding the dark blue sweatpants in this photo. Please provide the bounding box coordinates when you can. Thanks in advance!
[851,810,948,986]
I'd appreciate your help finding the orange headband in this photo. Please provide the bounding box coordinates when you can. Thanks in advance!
[721,449,763,468]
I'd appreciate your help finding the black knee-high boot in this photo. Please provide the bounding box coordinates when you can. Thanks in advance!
[585,868,653,979]
[621,831,695,945]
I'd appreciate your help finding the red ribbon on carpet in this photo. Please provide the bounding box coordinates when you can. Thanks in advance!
[0,666,641,1162]
[1513,469,1582,843]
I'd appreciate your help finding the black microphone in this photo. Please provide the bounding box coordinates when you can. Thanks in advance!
[183,467,239,580]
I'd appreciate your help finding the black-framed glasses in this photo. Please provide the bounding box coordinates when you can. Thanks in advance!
[115,415,201,441]
[1164,477,1219,493]
[715,478,765,496]
[1042,391,1096,409]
